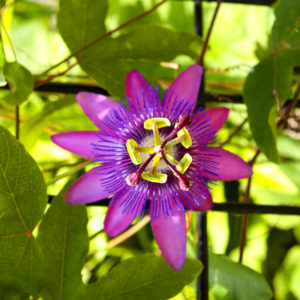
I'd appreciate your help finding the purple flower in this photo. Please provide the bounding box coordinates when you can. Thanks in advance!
[52,65,252,270]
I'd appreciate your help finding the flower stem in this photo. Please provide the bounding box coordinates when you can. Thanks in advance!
[106,216,150,249]
[46,160,92,185]
[198,0,223,66]
[220,117,248,147]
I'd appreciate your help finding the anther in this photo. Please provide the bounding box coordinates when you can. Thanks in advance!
[126,152,156,186]
[161,114,192,148]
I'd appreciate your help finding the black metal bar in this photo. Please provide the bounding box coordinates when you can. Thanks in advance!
[213,203,300,215]
[197,213,208,300]
[200,0,275,5]
[195,1,209,298]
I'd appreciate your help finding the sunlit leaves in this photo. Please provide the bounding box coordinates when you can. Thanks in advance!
[272,0,300,48]
[79,25,201,97]
[20,95,76,151]
[57,0,201,97]
[243,0,300,162]
[210,253,273,300]
[37,185,88,300]
[0,38,5,85]
[0,126,47,296]
[2,62,34,105]
[81,255,203,300]
[57,0,108,54]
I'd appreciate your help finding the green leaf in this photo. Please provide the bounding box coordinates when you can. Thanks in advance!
[0,38,5,85]
[272,0,300,48]
[20,95,76,151]
[0,126,47,296]
[57,0,108,54]
[36,183,89,300]
[209,253,273,300]
[243,48,300,162]
[2,62,34,105]
[81,254,203,300]
[79,25,201,97]
[58,0,201,98]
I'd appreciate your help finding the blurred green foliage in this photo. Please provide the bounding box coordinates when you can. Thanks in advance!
[0,0,299,299]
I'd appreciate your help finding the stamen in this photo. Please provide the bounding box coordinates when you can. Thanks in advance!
[161,114,192,148]
[126,115,193,188]
[175,125,192,148]
[141,155,167,183]
[165,153,182,168]
[126,139,142,165]
[136,146,155,153]
[164,135,186,150]
[126,152,156,186]
[152,122,161,147]
[144,117,170,147]
[159,148,192,191]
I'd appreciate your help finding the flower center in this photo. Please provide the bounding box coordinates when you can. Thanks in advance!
[125,115,193,191]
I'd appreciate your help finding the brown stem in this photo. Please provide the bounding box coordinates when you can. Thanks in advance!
[220,118,248,147]
[198,0,223,66]
[239,176,252,263]
[39,0,168,77]
[277,81,300,128]
[34,63,77,89]
[15,105,20,140]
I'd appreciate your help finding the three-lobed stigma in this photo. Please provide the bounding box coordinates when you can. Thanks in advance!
[126,117,192,189]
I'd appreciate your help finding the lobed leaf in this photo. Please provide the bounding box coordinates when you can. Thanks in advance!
[36,183,89,300]
[0,126,47,296]
[81,254,203,300]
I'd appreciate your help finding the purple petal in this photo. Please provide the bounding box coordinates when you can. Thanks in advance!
[210,148,253,181]
[125,70,159,117]
[197,107,230,133]
[179,181,213,212]
[77,92,121,128]
[151,212,187,271]
[104,190,146,237]
[65,168,110,204]
[51,131,98,159]
[162,65,203,117]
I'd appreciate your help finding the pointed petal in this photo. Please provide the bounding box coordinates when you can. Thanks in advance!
[104,190,146,237]
[125,70,159,117]
[77,92,121,128]
[151,212,187,271]
[65,168,110,204]
[201,107,230,132]
[162,65,203,118]
[51,131,98,159]
[209,148,253,181]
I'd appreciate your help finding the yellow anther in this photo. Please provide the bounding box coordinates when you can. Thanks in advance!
[126,139,142,165]
[141,171,167,183]
[136,146,155,153]
[165,153,181,168]
[152,122,161,147]
[164,135,186,150]
[150,155,161,176]
[144,118,171,129]
[176,153,192,174]
[175,123,192,148]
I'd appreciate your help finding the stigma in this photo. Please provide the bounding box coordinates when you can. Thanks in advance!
[125,115,193,191]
